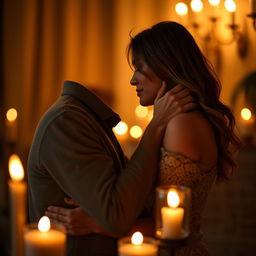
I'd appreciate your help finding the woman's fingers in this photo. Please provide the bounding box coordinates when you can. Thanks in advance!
[47,206,69,215]
[154,81,167,103]
[45,210,68,223]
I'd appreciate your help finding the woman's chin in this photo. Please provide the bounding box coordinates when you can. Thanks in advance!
[140,99,153,107]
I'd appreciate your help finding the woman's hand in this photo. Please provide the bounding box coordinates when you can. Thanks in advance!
[153,82,196,127]
[45,198,115,237]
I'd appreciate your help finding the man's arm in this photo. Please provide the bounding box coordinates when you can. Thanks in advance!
[40,84,194,236]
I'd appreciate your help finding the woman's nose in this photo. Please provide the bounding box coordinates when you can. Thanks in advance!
[130,74,138,86]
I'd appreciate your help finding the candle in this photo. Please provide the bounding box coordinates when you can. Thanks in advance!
[113,121,129,147]
[6,108,18,143]
[161,190,184,239]
[9,154,26,256]
[250,0,256,13]
[208,0,221,17]
[118,232,158,256]
[224,0,236,26]
[239,108,255,138]
[24,216,66,256]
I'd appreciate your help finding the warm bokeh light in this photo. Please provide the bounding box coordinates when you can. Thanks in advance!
[224,0,236,12]
[131,232,143,245]
[208,0,221,6]
[38,216,51,232]
[113,121,128,135]
[167,190,180,208]
[135,105,149,118]
[146,109,154,122]
[241,108,252,121]
[175,2,188,16]
[8,154,24,182]
[129,125,143,139]
[191,0,203,12]
[6,108,17,122]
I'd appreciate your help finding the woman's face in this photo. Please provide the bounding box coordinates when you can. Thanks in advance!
[130,56,162,106]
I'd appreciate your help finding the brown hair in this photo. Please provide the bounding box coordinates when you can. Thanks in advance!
[127,21,241,182]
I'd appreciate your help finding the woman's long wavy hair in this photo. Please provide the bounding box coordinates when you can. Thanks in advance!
[127,21,241,182]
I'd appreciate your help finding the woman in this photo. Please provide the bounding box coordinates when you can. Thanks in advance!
[46,21,240,255]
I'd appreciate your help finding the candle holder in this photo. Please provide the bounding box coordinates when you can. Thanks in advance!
[155,185,191,256]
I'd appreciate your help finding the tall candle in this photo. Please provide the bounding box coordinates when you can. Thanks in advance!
[8,154,26,256]
[224,0,237,25]
[161,190,184,239]
[24,216,66,256]
[118,232,158,256]
[239,108,255,138]
[6,108,18,143]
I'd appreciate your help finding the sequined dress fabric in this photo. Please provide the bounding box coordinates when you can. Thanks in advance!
[158,148,216,256]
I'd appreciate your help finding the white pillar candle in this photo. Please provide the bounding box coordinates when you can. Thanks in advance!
[118,232,158,256]
[161,190,184,239]
[9,154,26,256]
[24,216,66,256]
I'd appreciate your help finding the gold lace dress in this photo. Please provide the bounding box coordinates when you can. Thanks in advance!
[158,148,216,256]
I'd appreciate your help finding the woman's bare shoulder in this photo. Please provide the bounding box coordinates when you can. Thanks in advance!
[163,111,214,163]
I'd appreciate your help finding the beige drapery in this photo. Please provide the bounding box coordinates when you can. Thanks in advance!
[3,0,256,153]
[3,0,173,151]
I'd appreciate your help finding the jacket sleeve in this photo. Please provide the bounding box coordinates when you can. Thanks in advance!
[39,108,161,236]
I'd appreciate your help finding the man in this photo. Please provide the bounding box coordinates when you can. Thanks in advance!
[27,80,193,255]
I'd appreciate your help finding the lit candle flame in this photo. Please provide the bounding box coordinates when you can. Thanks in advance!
[9,154,24,182]
[241,108,252,120]
[129,125,142,139]
[131,232,143,245]
[38,216,51,232]
[6,108,17,122]
[113,121,128,135]
[208,0,221,6]
[167,190,180,208]
[175,2,188,16]
[191,0,203,12]
[224,0,236,12]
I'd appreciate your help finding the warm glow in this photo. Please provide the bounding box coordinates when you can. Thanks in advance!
[147,109,154,122]
[135,105,149,118]
[208,0,221,6]
[191,0,203,12]
[6,108,17,122]
[241,108,252,120]
[167,190,180,208]
[175,2,188,16]
[8,154,24,182]
[224,0,236,12]
[38,216,51,232]
[129,125,143,139]
[131,232,143,245]
[113,121,128,135]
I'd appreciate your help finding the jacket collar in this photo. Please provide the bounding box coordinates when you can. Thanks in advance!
[62,81,121,128]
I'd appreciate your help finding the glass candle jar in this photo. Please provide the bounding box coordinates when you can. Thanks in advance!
[155,185,191,240]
